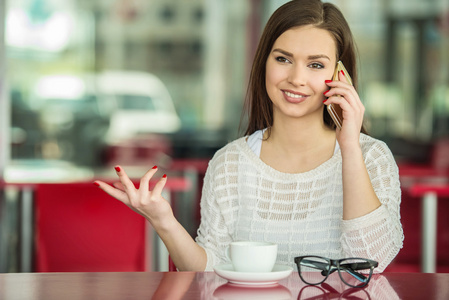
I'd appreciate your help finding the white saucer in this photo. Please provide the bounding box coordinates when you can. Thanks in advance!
[213,264,293,286]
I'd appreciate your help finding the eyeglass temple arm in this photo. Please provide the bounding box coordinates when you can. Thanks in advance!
[338,266,369,282]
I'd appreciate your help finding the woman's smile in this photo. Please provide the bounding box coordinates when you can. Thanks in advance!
[282,89,309,103]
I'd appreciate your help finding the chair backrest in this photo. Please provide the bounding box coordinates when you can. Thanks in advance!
[387,187,449,272]
[34,183,147,272]
[168,255,177,271]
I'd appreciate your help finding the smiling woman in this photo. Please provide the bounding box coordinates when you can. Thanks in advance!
[94,0,403,274]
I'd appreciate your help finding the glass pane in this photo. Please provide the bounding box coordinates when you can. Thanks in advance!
[299,256,329,285]
[5,0,255,169]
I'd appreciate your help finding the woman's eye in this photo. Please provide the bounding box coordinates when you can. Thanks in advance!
[275,56,290,64]
[309,62,324,69]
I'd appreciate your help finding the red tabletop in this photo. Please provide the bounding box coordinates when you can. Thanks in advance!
[0,272,448,299]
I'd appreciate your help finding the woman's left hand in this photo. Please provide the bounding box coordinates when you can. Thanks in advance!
[324,70,365,148]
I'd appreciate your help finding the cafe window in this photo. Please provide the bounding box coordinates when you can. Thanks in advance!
[2,0,449,170]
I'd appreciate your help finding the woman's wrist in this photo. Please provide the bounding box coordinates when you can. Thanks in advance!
[339,140,362,159]
[148,213,179,235]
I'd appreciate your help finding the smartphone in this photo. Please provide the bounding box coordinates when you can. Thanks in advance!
[326,61,353,129]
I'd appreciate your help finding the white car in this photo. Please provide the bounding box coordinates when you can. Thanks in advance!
[27,74,109,165]
[97,71,181,142]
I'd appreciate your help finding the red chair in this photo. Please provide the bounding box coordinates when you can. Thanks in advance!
[390,138,449,272]
[34,183,148,272]
[169,256,177,272]
[386,185,449,273]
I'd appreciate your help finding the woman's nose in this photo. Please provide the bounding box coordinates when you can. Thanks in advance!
[287,66,306,86]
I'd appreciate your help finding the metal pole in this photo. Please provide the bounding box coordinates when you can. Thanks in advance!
[422,192,437,273]
[20,188,34,272]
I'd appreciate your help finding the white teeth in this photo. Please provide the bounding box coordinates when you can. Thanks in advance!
[284,91,306,98]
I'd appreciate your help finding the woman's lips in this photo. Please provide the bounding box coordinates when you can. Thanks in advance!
[282,90,308,103]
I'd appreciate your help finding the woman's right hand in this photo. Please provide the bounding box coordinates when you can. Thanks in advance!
[94,165,175,230]
[95,165,207,271]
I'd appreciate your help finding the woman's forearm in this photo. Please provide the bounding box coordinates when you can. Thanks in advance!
[155,217,207,271]
[341,144,381,220]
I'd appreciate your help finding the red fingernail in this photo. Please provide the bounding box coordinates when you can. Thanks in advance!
[322,99,327,103]
[152,165,158,169]
[93,182,100,187]
[341,70,345,76]
[325,80,332,83]
[323,90,329,96]
[162,174,167,178]
[115,166,121,172]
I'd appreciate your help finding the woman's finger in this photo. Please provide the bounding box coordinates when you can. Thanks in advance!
[325,94,362,124]
[325,95,352,113]
[324,87,357,106]
[338,70,350,85]
[139,165,159,192]
[151,174,168,197]
[114,165,137,196]
[339,70,363,111]
[325,76,362,109]
[94,180,129,203]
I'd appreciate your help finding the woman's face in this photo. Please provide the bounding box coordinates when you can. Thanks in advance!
[265,25,337,124]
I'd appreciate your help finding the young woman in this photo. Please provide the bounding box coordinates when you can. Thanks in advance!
[94,0,403,272]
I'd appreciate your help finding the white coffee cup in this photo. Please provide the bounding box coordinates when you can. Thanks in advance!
[225,241,278,273]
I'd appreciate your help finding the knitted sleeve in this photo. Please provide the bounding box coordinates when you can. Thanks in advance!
[340,138,404,272]
[194,150,234,271]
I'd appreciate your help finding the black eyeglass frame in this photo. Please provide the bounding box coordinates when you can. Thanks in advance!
[294,255,379,288]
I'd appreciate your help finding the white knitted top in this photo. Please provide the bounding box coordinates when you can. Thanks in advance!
[195,132,403,272]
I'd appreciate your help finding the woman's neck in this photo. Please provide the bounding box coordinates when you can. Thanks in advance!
[261,116,336,173]
[267,116,334,151]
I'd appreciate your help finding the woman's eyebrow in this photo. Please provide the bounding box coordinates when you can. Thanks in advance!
[272,49,331,61]
[272,48,293,57]
[308,54,331,60]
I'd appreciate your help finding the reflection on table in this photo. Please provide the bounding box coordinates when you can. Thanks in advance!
[208,272,398,300]
[1,271,448,300]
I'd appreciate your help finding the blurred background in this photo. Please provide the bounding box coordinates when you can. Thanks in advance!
[2,0,449,170]
[1,0,449,273]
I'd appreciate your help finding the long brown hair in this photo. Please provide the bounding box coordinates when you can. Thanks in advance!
[242,0,367,136]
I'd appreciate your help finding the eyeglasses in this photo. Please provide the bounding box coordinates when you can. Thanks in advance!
[294,255,378,288]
